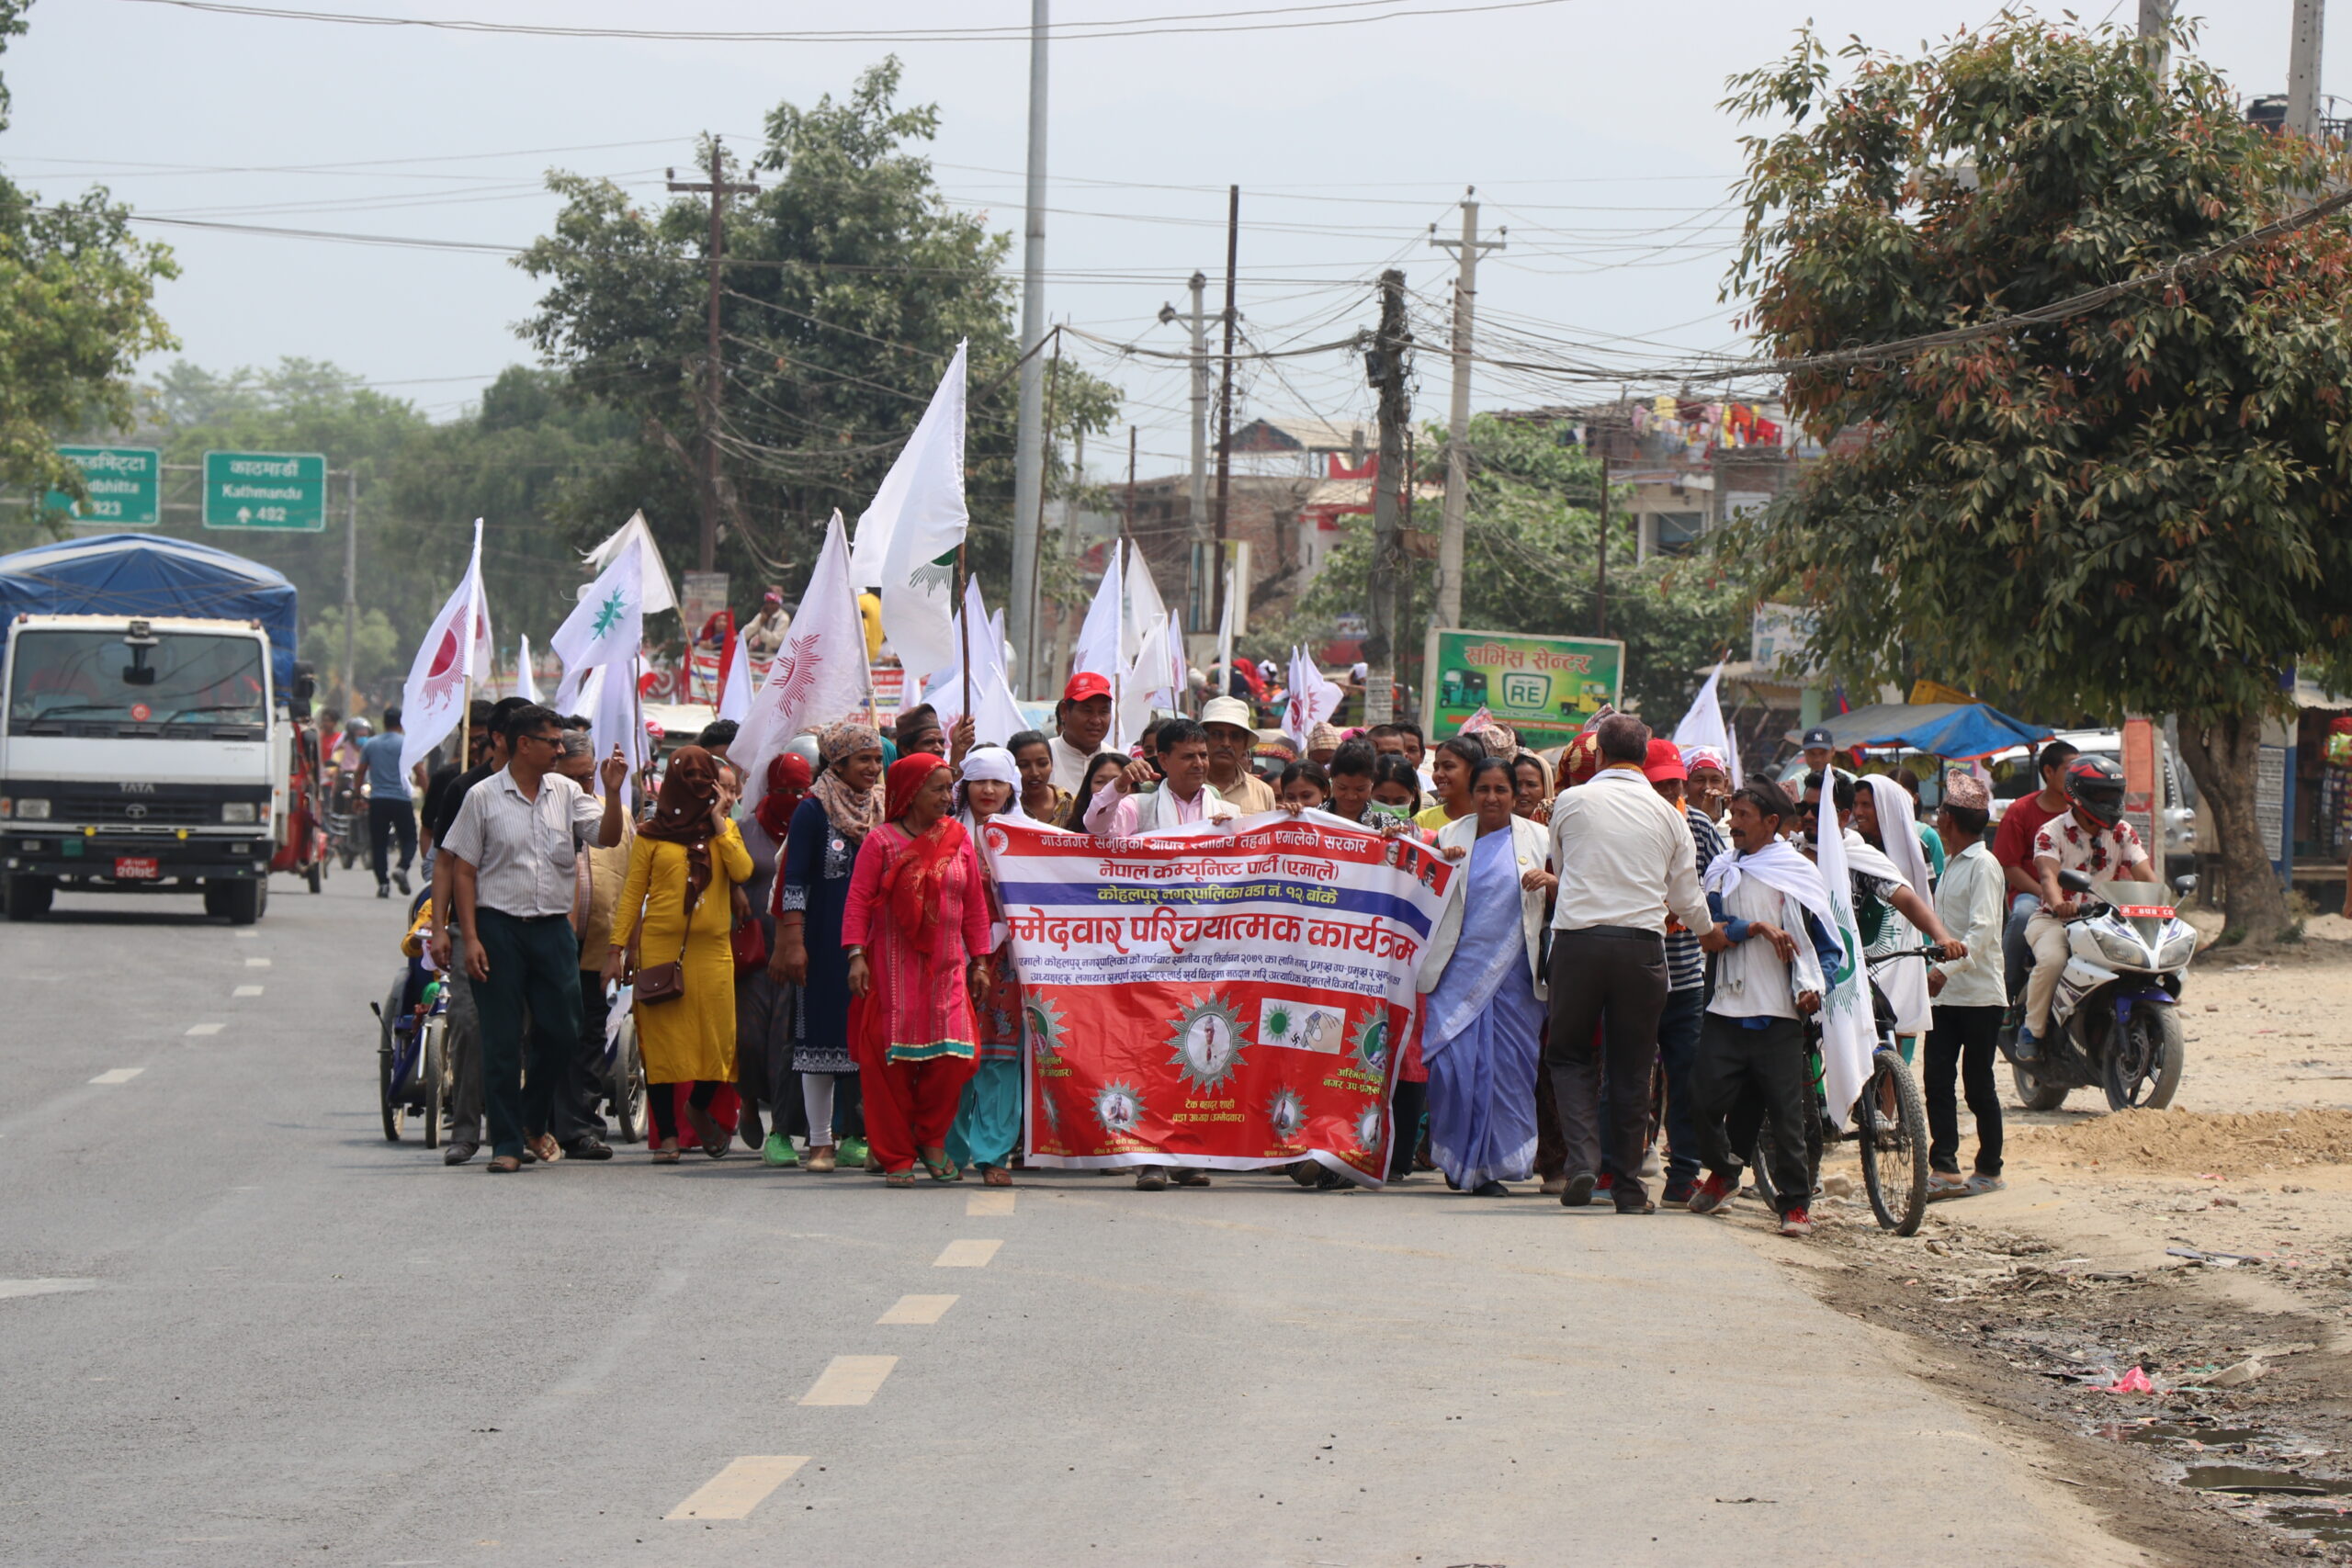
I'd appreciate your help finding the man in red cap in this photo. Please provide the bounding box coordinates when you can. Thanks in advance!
[1049,671,1115,794]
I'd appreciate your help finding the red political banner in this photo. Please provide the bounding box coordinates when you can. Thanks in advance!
[983,812,1453,1185]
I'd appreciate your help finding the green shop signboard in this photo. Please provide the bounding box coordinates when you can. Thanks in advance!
[1422,628,1623,743]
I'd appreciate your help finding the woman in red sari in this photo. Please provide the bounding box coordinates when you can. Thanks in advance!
[842,753,994,1187]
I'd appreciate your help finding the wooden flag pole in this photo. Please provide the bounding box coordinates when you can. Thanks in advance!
[957,540,972,744]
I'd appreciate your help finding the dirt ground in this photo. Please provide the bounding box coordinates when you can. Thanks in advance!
[1720,914,2352,1565]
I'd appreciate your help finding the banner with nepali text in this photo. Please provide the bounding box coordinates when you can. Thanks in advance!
[980,812,1453,1185]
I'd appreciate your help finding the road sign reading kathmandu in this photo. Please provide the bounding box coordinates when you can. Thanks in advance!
[202,450,328,531]
[43,446,162,526]
[1423,626,1624,744]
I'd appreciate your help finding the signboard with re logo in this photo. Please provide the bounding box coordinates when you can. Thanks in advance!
[1421,628,1624,744]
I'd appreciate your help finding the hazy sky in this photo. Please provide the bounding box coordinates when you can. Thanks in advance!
[6,1,2334,485]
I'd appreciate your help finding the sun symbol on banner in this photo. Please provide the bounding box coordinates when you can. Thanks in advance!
[1025,995,1069,1067]
[1166,995,1246,1093]
[1351,1011,1389,1074]
[1093,1081,1146,1137]
[1352,1103,1385,1155]
[1267,1086,1307,1145]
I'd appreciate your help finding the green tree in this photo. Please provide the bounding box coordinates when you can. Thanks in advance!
[1295,414,1748,723]
[0,0,176,538]
[302,605,400,695]
[516,57,1118,608]
[1721,18,2352,939]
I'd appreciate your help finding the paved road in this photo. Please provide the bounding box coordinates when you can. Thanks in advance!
[0,872,2137,1567]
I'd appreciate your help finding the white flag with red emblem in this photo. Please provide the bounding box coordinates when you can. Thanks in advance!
[399,519,493,773]
[733,511,874,814]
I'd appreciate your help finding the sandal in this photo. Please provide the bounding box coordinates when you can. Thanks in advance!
[982,1164,1014,1187]
[650,1147,682,1165]
[1927,1172,1970,1201]
[1965,1174,2007,1195]
[885,1168,917,1188]
[684,1102,729,1159]
[919,1146,960,1183]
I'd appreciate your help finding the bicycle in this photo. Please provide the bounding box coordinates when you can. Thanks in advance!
[1747,945,1937,1236]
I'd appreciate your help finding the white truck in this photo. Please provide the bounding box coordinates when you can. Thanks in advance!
[2,611,288,923]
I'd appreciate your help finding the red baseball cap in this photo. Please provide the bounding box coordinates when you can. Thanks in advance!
[1643,738,1687,783]
[1063,671,1112,704]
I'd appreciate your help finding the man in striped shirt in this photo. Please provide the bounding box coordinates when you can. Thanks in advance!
[1646,739,1726,1205]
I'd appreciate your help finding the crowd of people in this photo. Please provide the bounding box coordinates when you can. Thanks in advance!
[349,671,2154,1234]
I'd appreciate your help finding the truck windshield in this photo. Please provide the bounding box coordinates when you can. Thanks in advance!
[8,629,268,735]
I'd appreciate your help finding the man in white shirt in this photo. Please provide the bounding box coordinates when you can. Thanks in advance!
[1689,778,1840,1234]
[440,703,627,1174]
[1048,671,1115,795]
[1925,773,2007,1196]
[1544,714,1719,1213]
[1083,716,1236,839]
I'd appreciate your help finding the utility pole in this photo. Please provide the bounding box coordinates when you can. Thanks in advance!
[1428,189,1503,634]
[666,140,759,572]
[2289,0,2325,140]
[2137,0,2170,76]
[341,469,358,714]
[1595,447,1611,638]
[1209,186,1240,637]
[1364,268,1411,728]
[1010,0,1050,679]
[1124,424,1137,547]
[1188,270,1209,627]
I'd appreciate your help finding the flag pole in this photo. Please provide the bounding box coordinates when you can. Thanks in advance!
[630,657,648,795]
[957,540,972,741]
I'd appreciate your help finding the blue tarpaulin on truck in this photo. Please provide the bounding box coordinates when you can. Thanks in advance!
[0,533,298,690]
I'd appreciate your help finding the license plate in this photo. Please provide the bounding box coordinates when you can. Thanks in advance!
[112,856,160,880]
[2117,904,2173,919]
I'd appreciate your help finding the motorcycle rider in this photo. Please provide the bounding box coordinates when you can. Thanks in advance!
[2016,755,2155,1063]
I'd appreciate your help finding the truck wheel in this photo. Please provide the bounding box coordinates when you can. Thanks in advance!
[5,874,52,920]
[218,878,264,925]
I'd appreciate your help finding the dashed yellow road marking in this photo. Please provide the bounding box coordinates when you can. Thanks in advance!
[233,986,264,998]
[89,1068,145,1085]
[966,1190,1015,1216]
[185,1023,224,1037]
[797,1355,897,1405]
[664,1456,808,1520]
[877,1293,957,1325]
[933,1238,1002,1268]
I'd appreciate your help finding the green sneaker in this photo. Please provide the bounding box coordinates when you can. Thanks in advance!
[837,1135,870,1168]
[762,1132,798,1168]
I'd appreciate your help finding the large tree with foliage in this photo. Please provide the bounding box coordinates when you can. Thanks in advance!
[1295,413,1748,722]
[1722,18,2352,939]
[517,58,1117,605]
[0,0,175,539]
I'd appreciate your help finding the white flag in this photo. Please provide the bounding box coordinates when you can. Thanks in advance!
[1214,558,1236,699]
[924,577,1028,748]
[734,511,874,815]
[1122,541,1167,664]
[1810,818,1876,1134]
[1282,645,1343,750]
[862,342,969,682]
[398,519,492,774]
[717,622,756,724]
[513,633,540,704]
[1119,606,1185,744]
[583,510,676,615]
[1671,660,1743,786]
[1070,539,1124,682]
[589,657,650,812]
[549,535,647,675]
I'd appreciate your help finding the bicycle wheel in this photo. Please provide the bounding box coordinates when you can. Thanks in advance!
[379,1046,404,1142]
[611,1015,646,1144]
[1859,1048,1929,1235]
[420,1016,446,1151]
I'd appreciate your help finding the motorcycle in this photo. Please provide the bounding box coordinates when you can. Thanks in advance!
[2000,867,2196,1112]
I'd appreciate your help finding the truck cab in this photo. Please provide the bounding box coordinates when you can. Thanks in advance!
[2,613,283,922]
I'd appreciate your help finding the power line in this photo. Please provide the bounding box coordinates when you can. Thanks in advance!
[119,0,1576,44]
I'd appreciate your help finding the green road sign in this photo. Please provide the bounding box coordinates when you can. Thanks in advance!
[202,450,328,531]
[43,446,162,526]
[1422,626,1624,744]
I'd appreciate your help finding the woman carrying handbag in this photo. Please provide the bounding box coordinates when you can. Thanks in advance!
[605,745,755,1163]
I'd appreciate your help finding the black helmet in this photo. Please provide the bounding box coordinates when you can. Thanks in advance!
[2063,754,2126,830]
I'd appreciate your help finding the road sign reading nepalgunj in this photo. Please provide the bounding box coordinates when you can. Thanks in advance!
[202,450,328,531]
[43,446,162,526]
[1422,627,1624,744]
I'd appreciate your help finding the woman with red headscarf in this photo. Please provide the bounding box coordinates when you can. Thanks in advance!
[841,752,994,1186]
[734,747,814,1166]
[605,744,754,1162]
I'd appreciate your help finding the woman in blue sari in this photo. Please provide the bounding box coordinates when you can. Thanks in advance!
[1415,756,1555,1194]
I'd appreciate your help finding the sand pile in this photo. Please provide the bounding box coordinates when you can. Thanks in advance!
[2013,1109,2352,1176]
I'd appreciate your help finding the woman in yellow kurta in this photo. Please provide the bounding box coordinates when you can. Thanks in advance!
[605,745,752,1163]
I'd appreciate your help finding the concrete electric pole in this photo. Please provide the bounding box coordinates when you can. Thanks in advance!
[1428,190,1503,634]
[2137,0,2171,76]
[1011,0,1050,680]
[1363,268,1411,727]
[666,139,760,572]
[1209,186,1239,637]
[2289,0,2326,140]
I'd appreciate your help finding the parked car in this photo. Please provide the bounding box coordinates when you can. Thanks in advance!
[1983,728,2197,882]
